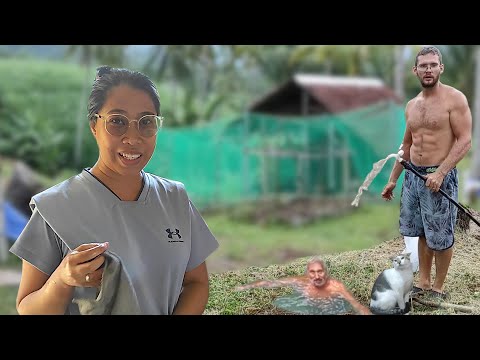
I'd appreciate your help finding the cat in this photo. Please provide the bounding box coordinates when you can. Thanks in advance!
[370,253,414,315]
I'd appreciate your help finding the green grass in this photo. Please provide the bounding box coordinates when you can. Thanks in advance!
[457,154,480,210]
[2,154,478,315]
[204,201,402,270]
[0,253,21,270]
[0,255,20,315]
[0,201,400,315]
[0,286,18,315]
[203,153,480,273]
[206,228,480,315]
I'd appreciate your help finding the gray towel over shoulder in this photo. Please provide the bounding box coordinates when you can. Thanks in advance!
[29,176,142,315]
[73,251,141,315]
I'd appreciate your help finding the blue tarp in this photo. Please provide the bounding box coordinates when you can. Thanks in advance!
[3,201,28,243]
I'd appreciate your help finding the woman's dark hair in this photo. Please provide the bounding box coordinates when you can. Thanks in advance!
[87,66,161,124]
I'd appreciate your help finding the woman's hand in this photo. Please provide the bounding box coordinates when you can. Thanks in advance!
[57,242,109,288]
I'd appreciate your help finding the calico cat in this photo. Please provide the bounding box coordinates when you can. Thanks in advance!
[370,253,414,315]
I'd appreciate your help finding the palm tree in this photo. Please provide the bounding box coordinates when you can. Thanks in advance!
[232,45,298,84]
[289,45,374,76]
[144,45,258,125]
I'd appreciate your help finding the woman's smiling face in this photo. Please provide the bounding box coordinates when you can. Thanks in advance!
[91,84,157,176]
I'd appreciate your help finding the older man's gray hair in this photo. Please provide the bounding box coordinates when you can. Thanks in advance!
[306,256,328,276]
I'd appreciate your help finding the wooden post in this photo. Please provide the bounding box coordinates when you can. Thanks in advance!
[261,118,269,197]
[304,121,310,195]
[342,144,350,197]
[327,122,335,192]
[296,153,303,196]
[243,112,250,197]
[215,138,221,204]
[301,89,309,115]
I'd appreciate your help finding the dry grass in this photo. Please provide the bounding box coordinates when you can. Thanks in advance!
[206,209,480,315]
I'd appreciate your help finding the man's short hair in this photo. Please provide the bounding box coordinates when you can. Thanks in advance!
[415,46,443,66]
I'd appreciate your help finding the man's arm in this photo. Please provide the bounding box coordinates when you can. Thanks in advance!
[382,103,413,200]
[389,124,413,184]
[425,91,472,193]
[437,91,472,176]
[335,281,371,315]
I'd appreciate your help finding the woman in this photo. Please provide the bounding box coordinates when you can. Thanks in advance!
[10,66,219,315]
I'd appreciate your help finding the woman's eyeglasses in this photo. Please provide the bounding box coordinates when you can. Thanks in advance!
[95,113,163,137]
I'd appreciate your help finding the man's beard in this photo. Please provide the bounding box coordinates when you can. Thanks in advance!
[313,278,326,287]
[420,76,438,88]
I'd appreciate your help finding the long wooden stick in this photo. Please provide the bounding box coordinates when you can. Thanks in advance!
[413,297,476,313]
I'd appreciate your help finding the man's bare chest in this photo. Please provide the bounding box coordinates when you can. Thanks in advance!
[409,101,450,131]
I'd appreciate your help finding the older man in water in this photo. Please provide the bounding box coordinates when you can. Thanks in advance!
[236,257,371,315]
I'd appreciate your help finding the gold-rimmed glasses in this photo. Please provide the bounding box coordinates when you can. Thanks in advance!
[95,113,163,137]
[416,62,440,72]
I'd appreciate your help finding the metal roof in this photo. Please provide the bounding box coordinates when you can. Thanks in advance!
[249,74,401,115]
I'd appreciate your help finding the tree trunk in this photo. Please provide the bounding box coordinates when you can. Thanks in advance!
[463,46,480,203]
[74,65,91,168]
[470,46,480,179]
[394,45,405,101]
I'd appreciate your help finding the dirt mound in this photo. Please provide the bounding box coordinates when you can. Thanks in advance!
[321,208,480,314]
[208,209,480,315]
[216,197,355,227]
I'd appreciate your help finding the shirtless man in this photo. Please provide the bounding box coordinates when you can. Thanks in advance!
[235,257,371,315]
[382,46,472,299]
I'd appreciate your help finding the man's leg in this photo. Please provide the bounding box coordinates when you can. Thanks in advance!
[399,170,425,286]
[430,168,457,293]
[417,235,433,290]
[432,247,453,293]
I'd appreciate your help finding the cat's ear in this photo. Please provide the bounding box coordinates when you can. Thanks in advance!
[389,255,397,261]
[404,252,411,259]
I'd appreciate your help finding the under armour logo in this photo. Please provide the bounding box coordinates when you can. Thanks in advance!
[166,228,183,242]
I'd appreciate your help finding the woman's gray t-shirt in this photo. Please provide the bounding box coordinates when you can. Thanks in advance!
[10,170,219,314]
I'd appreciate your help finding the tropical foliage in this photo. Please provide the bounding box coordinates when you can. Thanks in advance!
[0,45,478,177]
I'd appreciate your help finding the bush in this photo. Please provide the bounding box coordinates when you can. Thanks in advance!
[0,58,97,175]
